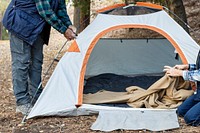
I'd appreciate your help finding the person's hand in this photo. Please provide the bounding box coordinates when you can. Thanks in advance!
[173,64,189,70]
[68,25,77,34]
[64,25,77,41]
[163,66,183,77]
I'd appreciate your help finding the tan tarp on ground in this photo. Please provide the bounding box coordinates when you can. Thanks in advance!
[83,74,194,109]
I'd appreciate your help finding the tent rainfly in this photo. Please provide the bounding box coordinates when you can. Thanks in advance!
[28,2,200,120]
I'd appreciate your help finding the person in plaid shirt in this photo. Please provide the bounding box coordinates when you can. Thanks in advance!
[3,0,76,115]
[163,52,200,126]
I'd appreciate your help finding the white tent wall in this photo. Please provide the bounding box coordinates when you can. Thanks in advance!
[27,53,82,117]
[28,9,200,119]
[86,38,182,76]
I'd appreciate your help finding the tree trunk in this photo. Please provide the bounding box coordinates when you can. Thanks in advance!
[79,0,90,33]
[168,0,189,33]
[73,0,90,33]
[73,5,81,33]
[0,12,2,40]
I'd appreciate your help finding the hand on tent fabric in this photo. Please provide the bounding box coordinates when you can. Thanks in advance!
[64,25,77,41]
[173,64,189,70]
[68,25,77,35]
[163,66,183,77]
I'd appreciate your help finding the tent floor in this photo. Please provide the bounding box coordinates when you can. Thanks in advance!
[83,73,164,108]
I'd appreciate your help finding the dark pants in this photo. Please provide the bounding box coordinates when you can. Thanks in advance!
[10,33,43,106]
[177,94,200,126]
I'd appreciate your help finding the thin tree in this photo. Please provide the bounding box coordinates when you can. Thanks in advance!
[73,0,91,33]
[0,13,2,40]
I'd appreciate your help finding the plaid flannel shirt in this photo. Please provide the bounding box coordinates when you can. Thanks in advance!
[183,64,200,82]
[35,0,72,34]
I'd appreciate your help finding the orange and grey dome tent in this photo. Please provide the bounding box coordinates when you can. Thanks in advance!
[28,2,199,120]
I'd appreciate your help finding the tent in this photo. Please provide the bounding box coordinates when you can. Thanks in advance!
[28,2,200,122]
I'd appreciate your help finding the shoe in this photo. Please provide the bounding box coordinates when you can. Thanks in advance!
[16,103,33,115]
